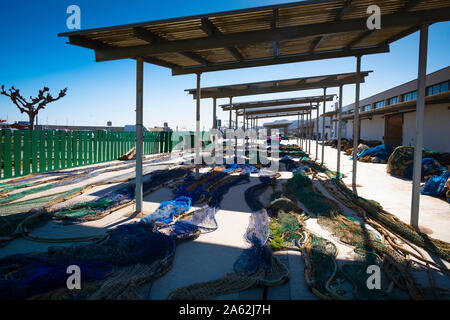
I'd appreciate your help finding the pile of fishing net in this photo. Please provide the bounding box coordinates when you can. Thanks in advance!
[387,146,442,179]
[353,144,394,164]
[0,196,219,300]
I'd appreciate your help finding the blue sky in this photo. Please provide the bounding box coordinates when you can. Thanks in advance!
[0,0,449,130]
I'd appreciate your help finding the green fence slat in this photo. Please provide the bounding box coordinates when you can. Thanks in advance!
[120,132,123,158]
[166,132,170,153]
[106,131,110,161]
[31,131,38,173]
[93,131,98,163]
[67,131,73,168]
[144,133,147,155]
[23,130,30,176]
[0,130,2,179]
[39,130,46,173]
[54,131,60,170]
[99,131,103,162]
[72,131,77,167]
[3,129,12,178]
[152,132,156,154]
[122,132,126,156]
[100,131,106,162]
[150,132,153,154]
[13,130,22,177]
[77,131,82,167]
[61,131,66,169]
[3,130,12,178]
[88,131,93,164]
[105,131,109,161]
[83,131,89,165]
[47,130,54,172]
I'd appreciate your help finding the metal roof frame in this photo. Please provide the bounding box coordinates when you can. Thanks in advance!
[186,71,370,99]
[59,1,450,76]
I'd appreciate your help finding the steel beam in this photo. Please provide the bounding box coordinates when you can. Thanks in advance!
[352,55,362,194]
[321,88,326,165]
[411,25,429,228]
[337,85,343,174]
[135,57,144,213]
[195,73,201,178]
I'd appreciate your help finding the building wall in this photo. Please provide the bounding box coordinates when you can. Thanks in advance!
[343,103,450,152]
[359,116,384,141]
[403,103,450,152]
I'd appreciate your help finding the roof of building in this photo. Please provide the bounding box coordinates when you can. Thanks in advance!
[343,66,450,112]
[341,90,450,121]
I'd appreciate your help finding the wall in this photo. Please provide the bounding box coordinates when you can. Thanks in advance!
[359,116,384,141]
[342,103,450,152]
[403,103,450,152]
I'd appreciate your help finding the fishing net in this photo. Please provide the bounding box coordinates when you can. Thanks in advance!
[0,166,190,247]
[0,154,173,206]
[0,195,220,300]
[166,208,289,300]
[387,146,441,179]
[167,174,289,300]
[53,167,189,222]
[273,159,431,300]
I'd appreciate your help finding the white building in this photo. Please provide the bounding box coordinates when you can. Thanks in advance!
[340,67,450,152]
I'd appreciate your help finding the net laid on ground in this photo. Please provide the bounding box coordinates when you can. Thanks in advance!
[0,166,190,246]
[0,195,219,300]
[0,153,173,205]
[167,172,289,300]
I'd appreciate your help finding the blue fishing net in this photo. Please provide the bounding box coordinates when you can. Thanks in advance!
[353,144,394,162]
[421,170,450,200]
[233,209,272,276]
[140,196,192,225]
[0,260,113,300]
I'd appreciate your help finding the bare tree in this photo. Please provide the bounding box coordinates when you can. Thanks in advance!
[1,85,67,131]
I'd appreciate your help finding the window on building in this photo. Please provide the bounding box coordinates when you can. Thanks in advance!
[387,96,399,105]
[427,81,450,96]
[402,90,417,102]
[374,100,385,109]
[361,104,371,111]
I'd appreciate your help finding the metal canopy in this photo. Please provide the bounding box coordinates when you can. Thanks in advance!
[239,104,317,116]
[248,111,310,120]
[264,121,293,127]
[221,95,334,110]
[59,1,450,76]
[186,71,370,99]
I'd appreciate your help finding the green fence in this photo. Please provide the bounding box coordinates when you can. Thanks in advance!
[0,129,214,180]
[0,129,176,180]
